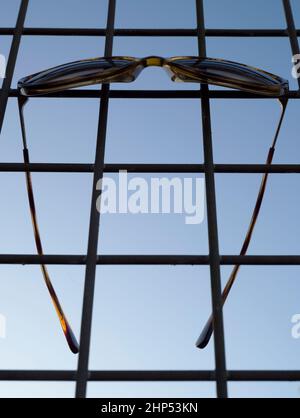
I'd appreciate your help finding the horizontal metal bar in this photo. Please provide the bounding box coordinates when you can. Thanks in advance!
[221,256,300,265]
[91,370,300,382]
[7,89,300,99]
[227,371,300,382]
[0,370,299,381]
[0,370,77,381]
[0,255,300,265]
[0,27,298,37]
[0,163,95,173]
[0,255,208,265]
[0,163,300,174]
[0,255,87,265]
[214,164,300,174]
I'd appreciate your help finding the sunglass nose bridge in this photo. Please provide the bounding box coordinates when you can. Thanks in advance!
[144,56,164,67]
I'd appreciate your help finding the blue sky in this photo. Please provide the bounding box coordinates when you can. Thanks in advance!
[0,0,300,398]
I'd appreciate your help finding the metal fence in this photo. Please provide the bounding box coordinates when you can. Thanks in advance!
[0,0,299,398]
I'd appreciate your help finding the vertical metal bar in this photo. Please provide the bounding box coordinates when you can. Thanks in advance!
[75,0,116,398]
[195,0,228,398]
[283,0,300,89]
[0,0,29,134]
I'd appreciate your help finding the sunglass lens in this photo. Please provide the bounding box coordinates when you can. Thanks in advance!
[168,58,288,96]
[18,58,140,96]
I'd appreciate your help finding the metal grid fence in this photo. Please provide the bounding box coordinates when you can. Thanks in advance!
[0,0,300,398]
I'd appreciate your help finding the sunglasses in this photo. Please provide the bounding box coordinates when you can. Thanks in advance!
[17,56,289,353]
[18,55,289,97]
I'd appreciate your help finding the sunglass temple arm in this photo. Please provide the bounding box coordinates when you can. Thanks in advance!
[17,96,79,354]
[196,97,288,349]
